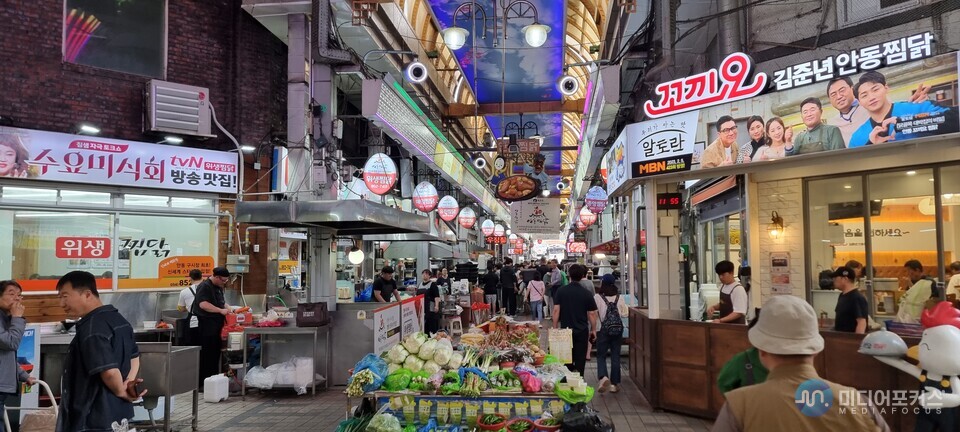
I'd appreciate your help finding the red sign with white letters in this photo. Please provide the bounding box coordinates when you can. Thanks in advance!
[55,237,112,259]
[643,53,768,119]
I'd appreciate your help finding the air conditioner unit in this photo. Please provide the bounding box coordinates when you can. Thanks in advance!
[145,79,214,137]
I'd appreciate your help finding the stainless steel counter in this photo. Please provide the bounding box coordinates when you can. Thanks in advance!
[331,302,384,386]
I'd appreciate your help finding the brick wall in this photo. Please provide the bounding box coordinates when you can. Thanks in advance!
[0,0,286,294]
[756,179,806,303]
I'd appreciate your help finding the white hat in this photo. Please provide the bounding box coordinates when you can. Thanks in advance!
[749,295,824,355]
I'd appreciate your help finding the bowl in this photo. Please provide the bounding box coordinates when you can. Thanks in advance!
[143,320,157,329]
[506,418,535,432]
[476,413,507,431]
[533,418,562,431]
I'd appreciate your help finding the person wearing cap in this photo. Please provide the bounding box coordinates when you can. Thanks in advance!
[594,274,627,393]
[833,266,869,334]
[192,266,233,383]
[712,296,890,431]
[373,266,400,303]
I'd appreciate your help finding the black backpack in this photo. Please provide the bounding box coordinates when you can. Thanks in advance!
[601,295,624,337]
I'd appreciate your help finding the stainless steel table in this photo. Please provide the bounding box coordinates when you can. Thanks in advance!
[241,325,331,396]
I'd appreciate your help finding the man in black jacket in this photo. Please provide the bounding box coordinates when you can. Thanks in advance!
[192,267,232,385]
[482,262,500,313]
[500,258,519,315]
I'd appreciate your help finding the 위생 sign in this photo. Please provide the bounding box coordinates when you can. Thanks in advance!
[437,195,460,222]
[509,198,560,235]
[458,207,476,229]
[362,153,398,195]
[481,219,495,236]
[494,224,505,237]
[0,127,238,194]
[55,237,111,259]
[413,181,439,212]
[579,206,597,226]
[584,186,608,214]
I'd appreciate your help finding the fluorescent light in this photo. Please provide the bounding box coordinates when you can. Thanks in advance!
[79,124,100,135]
[906,171,917,176]
[843,185,852,189]
[240,145,256,152]
[15,212,103,218]
[164,136,184,144]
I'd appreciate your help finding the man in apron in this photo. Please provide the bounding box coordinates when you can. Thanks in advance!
[708,261,748,324]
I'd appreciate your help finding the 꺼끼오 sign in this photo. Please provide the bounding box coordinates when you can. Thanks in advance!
[610,34,958,194]
[0,127,238,194]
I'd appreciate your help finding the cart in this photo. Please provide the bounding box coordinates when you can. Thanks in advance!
[4,380,57,432]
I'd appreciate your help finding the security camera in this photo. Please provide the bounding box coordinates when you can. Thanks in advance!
[556,75,579,96]
[405,61,428,84]
[473,157,487,169]
[556,181,568,191]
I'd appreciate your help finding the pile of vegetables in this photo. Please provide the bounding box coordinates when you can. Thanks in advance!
[346,369,375,397]
[489,370,521,390]
[366,413,402,432]
[380,332,463,392]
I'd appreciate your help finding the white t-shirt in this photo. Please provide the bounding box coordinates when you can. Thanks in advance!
[594,294,629,321]
[948,274,960,298]
[178,283,199,311]
[720,283,748,315]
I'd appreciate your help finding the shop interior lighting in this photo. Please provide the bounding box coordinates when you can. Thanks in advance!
[906,170,917,176]
[240,145,257,152]
[768,211,785,239]
[78,123,100,135]
[541,189,550,197]
[594,253,606,260]
[843,185,852,189]
[347,240,365,265]
[163,136,184,145]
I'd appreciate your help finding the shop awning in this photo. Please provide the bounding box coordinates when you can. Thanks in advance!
[235,200,431,236]
[691,176,737,206]
[590,239,620,255]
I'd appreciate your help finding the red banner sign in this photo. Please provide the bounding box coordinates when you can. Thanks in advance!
[437,196,460,222]
[55,237,111,258]
[486,235,507,245]
[413,181,439,212]
[362,153,398,195]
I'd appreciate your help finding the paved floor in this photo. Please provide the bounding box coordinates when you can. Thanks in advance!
[163,359,713,432]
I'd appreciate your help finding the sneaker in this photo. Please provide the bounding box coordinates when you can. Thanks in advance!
[610,384,619,393]
[598,377,611,393]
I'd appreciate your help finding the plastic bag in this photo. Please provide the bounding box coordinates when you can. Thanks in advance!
[516,370,541,393]
[366,413,403,432]
[383,368,414,391]
[356,283,373,302]
[561,403,613,432]
[244,366,276,389]
[543,354,561,365]
[351,354,389,393]
[537,363,568,392]
[556,384,595,404]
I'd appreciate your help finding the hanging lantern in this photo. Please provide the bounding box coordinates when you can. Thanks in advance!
[494,224,505,236]
[579,206,597,226]
[437,195,460,222]
[458,207,477,229]
[413,181,439,212]
[585,186,608,214]
[362,153,398,195]
[481,219,495,236]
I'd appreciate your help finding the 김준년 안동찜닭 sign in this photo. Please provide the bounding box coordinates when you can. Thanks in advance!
[609,32,959,194]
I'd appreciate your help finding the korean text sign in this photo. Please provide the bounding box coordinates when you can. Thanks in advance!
[0,127,238,193]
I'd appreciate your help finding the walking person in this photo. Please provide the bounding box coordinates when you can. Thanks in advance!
[553,264,598,376]
[594,275,627,393]
[0,280,37,414]
[482,263,499,313]
[192,267,232,384]
[526,273,546,321]
[56,271,145,432]
[500,258,519,316]
[546,259,562,319]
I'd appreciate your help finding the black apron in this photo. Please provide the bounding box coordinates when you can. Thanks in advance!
[719,284,746,324]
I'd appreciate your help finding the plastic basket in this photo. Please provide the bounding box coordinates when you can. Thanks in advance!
[885,320,924,338]
[5,380,57,432]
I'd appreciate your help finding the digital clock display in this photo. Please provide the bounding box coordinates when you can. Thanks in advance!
[656,193,682,210]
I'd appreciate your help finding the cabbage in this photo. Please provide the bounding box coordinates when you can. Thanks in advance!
[433,339,453,365]
[366,413,402,432]
[402,332,428,354]
[418,339,438,360]
[404,355,425,373]
[422,360,442,375]
[387,344,409,364]
[446,351,464,369]
[387,363,401,375]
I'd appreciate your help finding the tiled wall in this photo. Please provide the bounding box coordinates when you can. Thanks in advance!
[756,179,807,303]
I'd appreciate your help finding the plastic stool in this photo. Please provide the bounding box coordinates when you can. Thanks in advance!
[449,316,463,336]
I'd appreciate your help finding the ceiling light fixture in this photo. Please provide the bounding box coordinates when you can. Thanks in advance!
[441,27,470,50]
[347,241,365,265]
[164,136,184,145]
[557,73,579,96]
[240,145,257,152]
[440,1,551,50]
[541,189,550,197]
[906,170,917,176]
[78,123,101,135]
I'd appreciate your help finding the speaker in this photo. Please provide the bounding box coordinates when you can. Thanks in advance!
[405,61,428,83]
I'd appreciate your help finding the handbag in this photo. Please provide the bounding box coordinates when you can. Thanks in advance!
[296,302,330,327]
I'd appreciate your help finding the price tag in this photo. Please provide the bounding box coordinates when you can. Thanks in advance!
[513,401,529,417]
[403,402,416,424]
[498,402,512,417]
[419,399,434,424]
[446,401,461,425]
[549,400,566,416]
[529,399,544,416]
[465,402,480,427]
[482,401,497,415]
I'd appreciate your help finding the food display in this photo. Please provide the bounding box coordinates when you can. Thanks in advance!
[343,314,594,430]
[495,175,540,202]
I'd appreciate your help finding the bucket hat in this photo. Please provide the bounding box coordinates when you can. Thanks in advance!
[748,295,824,355]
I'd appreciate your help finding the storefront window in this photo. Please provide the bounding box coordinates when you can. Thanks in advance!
[699,215,740,284]
[124,194,170,207]
[0,210,115,290]
[807,176,866,318]
[941,166,960,299]
[60,189,111,205]
[116,214,217,290]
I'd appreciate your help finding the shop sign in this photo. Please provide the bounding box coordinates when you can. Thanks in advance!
[157,256,215,280]
[485,235,507,245]
[437,195,460,222]
[579,207,597,226]
[413,181,439,212]
[0,127,238,194]
[584,186,608,214]
[55,237,111,259]
[566,241,587,253]
[119,237,171,258]
[400,295,424,337]
[481,219,495,236]
[373,302,402,354]
[458,207,477,229]
[509,197,560,235]
[610,36,957,194]
[362,153,398,195]
[278,260,299,275]
[494,224,505,236]
[590,240,620,256]
[510,248,524,255]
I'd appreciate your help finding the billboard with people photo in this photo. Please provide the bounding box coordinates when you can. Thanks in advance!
[608,33,959,193]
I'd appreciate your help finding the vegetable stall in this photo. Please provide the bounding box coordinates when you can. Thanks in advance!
[339,316,595,432]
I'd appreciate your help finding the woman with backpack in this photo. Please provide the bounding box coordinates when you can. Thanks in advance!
[526,272,546,321]
[594,274,628,393]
